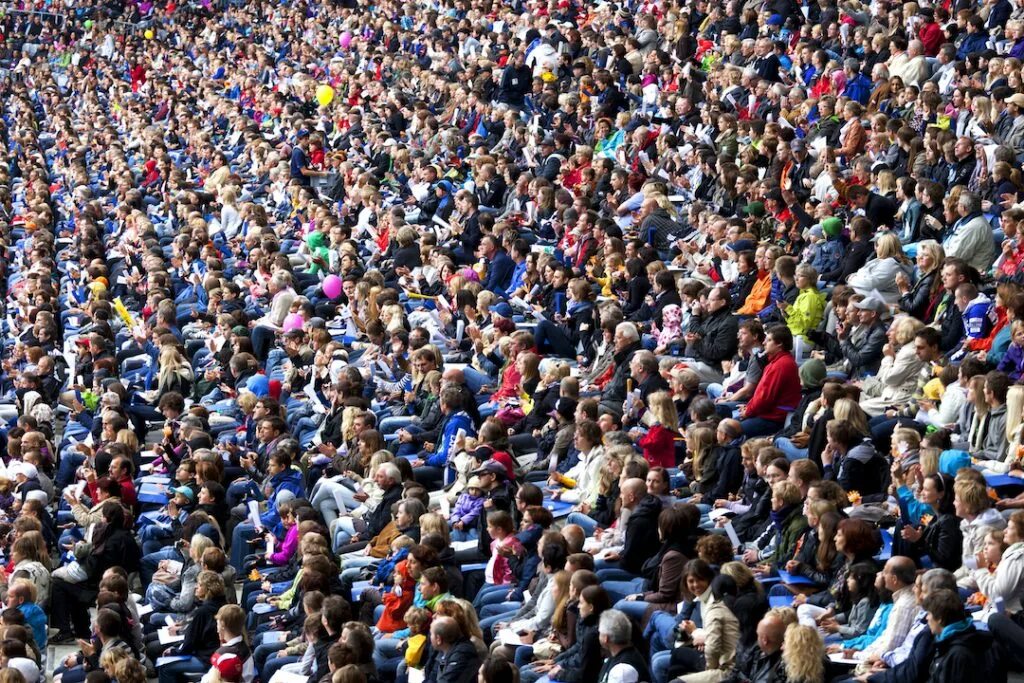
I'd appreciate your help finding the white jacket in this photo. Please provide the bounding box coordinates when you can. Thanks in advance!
[847,257,914,304]
[956,508,1008,582]
[944,214,996,274]
[559,446,605,506]
[972,542,1024,613]
[860,344,926,417]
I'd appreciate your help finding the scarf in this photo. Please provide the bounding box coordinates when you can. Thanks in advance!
[936,618,973,642]
[770,504,798,534]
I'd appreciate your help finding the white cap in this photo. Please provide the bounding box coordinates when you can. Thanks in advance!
[9,658,40,683]
[606,664,640,683]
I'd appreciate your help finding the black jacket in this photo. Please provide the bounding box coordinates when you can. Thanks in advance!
[689,307,740,369]
[823,239,873,284]
[724,647,783,683]
[707,442,745,502]
[898,270,940,322]
[601,341,642,408]
[366,484,403,540]
[732,587,770,660]
[554,612,602,683]
[912,512,964,572]
[175,596,227,662]
[868,617,932,683]
[82,526,141,587]
[597,646,651,683]
[927,625,994,683]
[827,440,888,499]
[432,638,481,683]
[622,494,663,574]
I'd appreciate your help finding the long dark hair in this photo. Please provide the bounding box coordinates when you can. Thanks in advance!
[847,561,880,608]
[816,511,841,573]
[928,473,957,516]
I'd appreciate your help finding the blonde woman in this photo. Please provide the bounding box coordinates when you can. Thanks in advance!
[686,426,716,493]
[952,375,990,452]
[859,316,927,417]
[154,345,194,396]
[782,624,826,683]
[832,398,871,438]
[847,232,914,304]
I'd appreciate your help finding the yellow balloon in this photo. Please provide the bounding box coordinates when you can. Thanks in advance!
[315,84,335,107]
[144,29,154,39]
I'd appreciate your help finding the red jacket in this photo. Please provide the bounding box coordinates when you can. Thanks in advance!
[88,474,137,512]
[744,351,801,423]
[919,22,944,56]
[638,424,677,469]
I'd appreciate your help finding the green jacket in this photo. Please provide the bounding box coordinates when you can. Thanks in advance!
[770,507,809,565]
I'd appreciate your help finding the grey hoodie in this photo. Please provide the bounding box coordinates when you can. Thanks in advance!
[976,404,1008,462]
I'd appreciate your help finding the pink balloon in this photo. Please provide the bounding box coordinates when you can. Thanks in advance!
[283,313,304,332]
[340,32,352,49]
[323,274,343,299]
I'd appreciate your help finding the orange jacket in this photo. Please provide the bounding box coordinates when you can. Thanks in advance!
[737,271,772,315]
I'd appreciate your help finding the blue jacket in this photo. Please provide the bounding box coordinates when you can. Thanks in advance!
[261,468,305,534]
[961,294,995,341]
[843,73,873,105]
[843,602,892,650]
[506,260,528,297]
[19,602,47,649]
[810,238,844,279]
[425,411,475,482]
[483,249,515,293]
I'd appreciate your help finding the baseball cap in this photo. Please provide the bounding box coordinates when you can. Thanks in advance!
[743,201,766,218]
[853,296,885,313]
[472,459,508,478]
[491,302,514,319]
[171,486,196,502]
[9,462,37,480]
[726,239,756,252]
[548,397,578,421]
[212,653,244,683]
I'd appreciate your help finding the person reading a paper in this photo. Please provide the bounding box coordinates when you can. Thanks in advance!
[52,607,134,683]
[150,571,229,683]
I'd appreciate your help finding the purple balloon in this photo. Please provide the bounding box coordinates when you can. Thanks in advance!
[283,313,304,332]
[340,31,352,49]
[323,274,343,299]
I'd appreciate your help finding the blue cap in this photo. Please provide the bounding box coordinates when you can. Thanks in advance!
[492,302,514,319]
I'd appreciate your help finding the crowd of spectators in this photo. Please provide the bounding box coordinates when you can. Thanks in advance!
[5,0,1024,682]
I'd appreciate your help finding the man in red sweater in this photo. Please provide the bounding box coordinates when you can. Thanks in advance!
[739,325,802,437]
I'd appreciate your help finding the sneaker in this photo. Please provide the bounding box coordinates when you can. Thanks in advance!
[50,630,77,645]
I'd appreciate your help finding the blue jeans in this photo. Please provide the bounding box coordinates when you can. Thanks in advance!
[651,650,673,683]
[646,611,683,654]
[603,578,646,603]
[613,598,651,621]
[473,583,517,611]
[378,414,417,435]
[775,436,808,461]
[140,546,184,586]
[231,522,260,571]
[566,512,600,536]
[740,417,784,437]
[158,656,206,683]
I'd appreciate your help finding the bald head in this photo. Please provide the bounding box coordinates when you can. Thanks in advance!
[442,368,465,386]
[757,614,786,655]
[885,556,918,589]
[621,477,647,507]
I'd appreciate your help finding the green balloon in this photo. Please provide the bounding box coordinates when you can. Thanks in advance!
[84,19,94,29]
